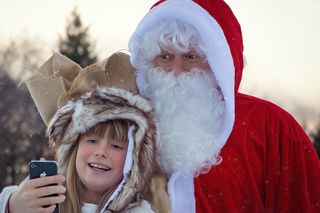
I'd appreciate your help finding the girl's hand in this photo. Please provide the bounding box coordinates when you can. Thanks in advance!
[8,175,66,213]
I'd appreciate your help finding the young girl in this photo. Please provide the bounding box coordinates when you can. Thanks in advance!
[0,52,157,212]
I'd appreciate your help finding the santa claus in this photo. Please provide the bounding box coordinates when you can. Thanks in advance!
[129,0,320,212]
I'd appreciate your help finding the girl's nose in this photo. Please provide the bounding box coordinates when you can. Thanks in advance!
[94,145,109,158]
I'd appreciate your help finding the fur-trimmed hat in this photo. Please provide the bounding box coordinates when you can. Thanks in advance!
[27,52,157,212]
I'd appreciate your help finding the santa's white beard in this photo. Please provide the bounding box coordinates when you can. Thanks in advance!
[142,68,225,176]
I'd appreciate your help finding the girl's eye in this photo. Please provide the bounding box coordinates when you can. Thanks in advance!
[111,144,124,150]
[86,139,97,144]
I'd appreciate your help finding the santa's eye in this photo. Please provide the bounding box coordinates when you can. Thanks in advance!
[156,51,173,61]
[183,51,204,61]
[184,54,197,60]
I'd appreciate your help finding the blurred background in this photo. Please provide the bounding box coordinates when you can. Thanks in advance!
[0,0,319,189]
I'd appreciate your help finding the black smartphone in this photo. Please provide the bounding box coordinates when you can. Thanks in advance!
[29,160,60,213]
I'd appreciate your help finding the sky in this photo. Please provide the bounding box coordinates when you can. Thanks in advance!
[0,0,319,131]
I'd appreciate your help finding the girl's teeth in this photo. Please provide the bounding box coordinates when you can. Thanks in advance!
[89,163,110,170]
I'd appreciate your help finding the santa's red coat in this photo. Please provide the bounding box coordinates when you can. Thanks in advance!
[195,93,320,212]
[131,0,320,212]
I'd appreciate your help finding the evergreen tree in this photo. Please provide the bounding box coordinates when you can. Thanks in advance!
[311,123,320,158]
[58,8,98,67]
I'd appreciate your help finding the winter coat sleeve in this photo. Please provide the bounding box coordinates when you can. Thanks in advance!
[237,94,320,212]
[261,101,320,212]
[0,186,18,213]
[194,94,320,213]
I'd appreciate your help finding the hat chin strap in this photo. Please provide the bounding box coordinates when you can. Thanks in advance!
[101,125,135,212]
[168,171,195,213]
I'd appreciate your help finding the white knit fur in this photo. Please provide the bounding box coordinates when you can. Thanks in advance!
[143,67,225,176]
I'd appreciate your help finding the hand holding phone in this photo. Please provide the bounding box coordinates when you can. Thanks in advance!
[8,160,65,213]
[29,160,61,213]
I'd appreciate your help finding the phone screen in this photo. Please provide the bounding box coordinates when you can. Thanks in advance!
[29,160,59,213]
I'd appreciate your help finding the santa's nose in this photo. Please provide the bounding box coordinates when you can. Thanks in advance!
[172,63,184,76]
[172,59,185,75]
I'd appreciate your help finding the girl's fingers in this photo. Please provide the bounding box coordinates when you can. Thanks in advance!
[36,194,66,206]
[28,175,65,188]
[35,184,66,197]
[37,204,57,213]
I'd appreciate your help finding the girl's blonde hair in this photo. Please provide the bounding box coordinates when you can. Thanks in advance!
[60,119,133,213]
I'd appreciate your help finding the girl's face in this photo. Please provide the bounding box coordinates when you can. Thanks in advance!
[76,130,128,203]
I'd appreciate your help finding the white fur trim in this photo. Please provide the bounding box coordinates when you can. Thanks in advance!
[47,101,76,134]
[168,172,195,213]
[83,203,98,213]
[129,0,234,150]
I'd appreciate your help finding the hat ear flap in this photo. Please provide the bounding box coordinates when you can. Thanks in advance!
[47,102,76,146]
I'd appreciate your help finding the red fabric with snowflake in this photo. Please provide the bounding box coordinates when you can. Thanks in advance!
[194,93,320,212]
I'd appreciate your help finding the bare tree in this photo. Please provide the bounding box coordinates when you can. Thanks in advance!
[0,38,54,190]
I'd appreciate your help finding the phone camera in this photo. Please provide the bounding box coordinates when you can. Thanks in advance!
[30,163,37,169]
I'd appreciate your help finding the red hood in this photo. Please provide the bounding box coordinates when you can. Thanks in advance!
[129,0,241,156]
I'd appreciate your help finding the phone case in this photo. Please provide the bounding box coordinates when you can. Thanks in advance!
[29,160,58,179]
[29,160,60,213]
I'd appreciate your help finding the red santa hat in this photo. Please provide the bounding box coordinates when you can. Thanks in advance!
[129,0,244,152]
